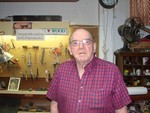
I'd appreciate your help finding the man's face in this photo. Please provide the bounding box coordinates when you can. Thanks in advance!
[68,29,96,64]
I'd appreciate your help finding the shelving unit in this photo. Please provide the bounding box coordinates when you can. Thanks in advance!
[0,77,50,113]
[114,51,150,87]
[114,51,150,101]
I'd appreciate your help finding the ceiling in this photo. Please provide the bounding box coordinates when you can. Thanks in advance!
[0,0,79,2]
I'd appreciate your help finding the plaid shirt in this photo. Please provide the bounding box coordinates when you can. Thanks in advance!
[47,57,131,113]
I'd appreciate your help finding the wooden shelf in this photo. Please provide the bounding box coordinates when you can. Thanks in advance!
[114,51,150,101]
[0,90,47,95]
[131,90,150,101]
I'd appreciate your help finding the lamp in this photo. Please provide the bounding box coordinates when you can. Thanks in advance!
[0,47,14,63]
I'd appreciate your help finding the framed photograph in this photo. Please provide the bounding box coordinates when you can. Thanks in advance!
[143,57,149,65]
[7,77,21,91]
[13,21,32,35]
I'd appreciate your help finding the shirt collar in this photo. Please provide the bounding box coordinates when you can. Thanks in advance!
[84,56,97,70]
[72,56,97,70]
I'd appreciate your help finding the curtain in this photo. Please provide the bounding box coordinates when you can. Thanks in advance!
[130,0,150,26]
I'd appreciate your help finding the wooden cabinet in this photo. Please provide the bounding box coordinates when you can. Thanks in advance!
[114,51,150,101]
[114,51,150,88]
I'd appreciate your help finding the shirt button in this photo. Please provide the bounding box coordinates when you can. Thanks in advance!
[80,86,83,88]
[78,100,81,102]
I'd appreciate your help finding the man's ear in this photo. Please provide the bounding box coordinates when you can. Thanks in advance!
[68,45,73,55]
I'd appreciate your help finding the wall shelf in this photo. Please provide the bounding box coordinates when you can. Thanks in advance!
[0,90,47,95]
[114,51,150,101]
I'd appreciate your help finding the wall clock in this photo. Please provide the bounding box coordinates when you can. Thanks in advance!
[99,0,118,9]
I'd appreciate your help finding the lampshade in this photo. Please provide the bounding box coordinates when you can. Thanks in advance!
[0,47,14,63]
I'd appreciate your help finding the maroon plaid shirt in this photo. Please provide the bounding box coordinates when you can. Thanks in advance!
[47,57,131,113]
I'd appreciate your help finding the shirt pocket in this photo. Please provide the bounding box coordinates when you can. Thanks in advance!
[90,89,108,109]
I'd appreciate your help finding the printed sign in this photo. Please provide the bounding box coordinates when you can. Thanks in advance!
[46,28,67,35]
[16,29,45,40]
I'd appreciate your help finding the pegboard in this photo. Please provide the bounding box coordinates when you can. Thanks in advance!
[0,25,99,79]
[0,35,71,78]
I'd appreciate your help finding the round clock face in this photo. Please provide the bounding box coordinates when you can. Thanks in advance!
[99,0,118,9]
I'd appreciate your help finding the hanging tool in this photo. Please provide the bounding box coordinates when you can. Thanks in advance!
[33,46,39,64]
[22,46,28,63]
[28,53,32,67]
[41,48,45,64]
[11,39,15,49]
[30,68,33,80]
[53,47,60,64]
[36,68,39,79]
[53,63,59,72]
[45,70,51,82]
[28,53,33,80]
[45,70,49,82]
[52,48,60,72]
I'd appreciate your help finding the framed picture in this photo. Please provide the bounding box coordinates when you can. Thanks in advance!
[143,57,149,65]
[7,77,21,91]
[13,21,32,35]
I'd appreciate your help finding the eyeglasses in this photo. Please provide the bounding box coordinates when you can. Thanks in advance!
[70,39,93,46]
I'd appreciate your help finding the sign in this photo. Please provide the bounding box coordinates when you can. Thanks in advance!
[45,28,67,35]
[13,22,32,35]
[16,29,45,40]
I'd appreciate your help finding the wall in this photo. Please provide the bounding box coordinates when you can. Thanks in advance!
[99,0,130,62]
[0,0,130,62]
[0,0,99,25]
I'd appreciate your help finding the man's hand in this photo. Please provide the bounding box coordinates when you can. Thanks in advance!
[50,101,59,113]
[116,106,128,113]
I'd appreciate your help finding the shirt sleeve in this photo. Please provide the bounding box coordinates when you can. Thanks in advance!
[112,66,132,109]
[46,67,60,102]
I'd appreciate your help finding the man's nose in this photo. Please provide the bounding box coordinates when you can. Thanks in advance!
[78,41,85,48]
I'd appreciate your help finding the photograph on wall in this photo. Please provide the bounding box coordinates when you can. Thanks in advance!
[143,57,149,65]
[13,21,32,35]
[7,77,21,91]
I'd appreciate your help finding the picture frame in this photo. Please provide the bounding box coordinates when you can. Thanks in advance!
[143,57,149,65]
[13,21,32,35]
[7,77,21,91]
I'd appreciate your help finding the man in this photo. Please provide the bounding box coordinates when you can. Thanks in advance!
[47,28,131,113]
